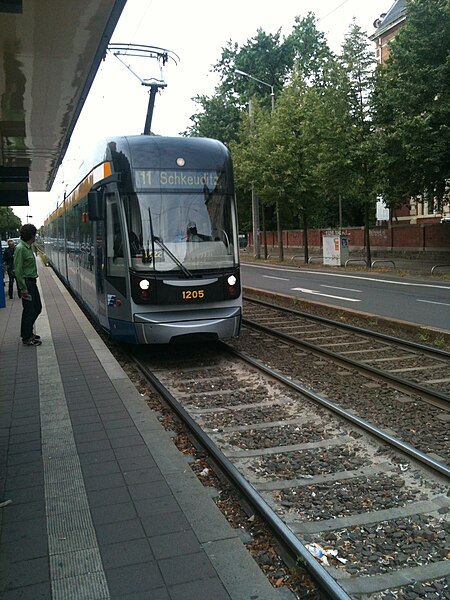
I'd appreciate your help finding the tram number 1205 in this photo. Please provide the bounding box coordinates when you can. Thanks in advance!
[182,289,205,300]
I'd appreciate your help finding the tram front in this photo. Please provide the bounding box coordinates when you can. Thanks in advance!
[114,136,242,344]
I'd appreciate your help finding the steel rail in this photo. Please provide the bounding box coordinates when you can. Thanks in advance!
[223,344,450,480]
[131,353,353,600]
[242,317,450,407]
[243,295,450,359]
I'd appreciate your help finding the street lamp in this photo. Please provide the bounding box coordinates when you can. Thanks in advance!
[26,214,33,223]
[235,70,275,111]
[235,69,276,259]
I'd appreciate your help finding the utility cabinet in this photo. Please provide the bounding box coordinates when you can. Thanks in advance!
[323,234,349,266]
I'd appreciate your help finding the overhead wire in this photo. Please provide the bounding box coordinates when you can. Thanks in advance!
[112,0,153,53]
[318,0,350,22]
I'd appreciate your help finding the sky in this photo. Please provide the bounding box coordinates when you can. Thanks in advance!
[17,0,391,228]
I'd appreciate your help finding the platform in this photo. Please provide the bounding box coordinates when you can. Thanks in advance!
[0,263,278,599]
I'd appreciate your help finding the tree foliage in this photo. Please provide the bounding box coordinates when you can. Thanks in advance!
[184,1,450,247]
[339,21,378,264]
[0,207,21,240]
[184,93,241,143]
[220,29,290,109]
[374,0,450,210]
[287,12,334,84]
[186,30,291,141]
[230,16,337,225]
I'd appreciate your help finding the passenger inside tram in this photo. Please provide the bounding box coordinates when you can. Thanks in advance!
[186,222,202,242]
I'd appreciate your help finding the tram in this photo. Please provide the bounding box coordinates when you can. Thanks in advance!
[44,135,242,343]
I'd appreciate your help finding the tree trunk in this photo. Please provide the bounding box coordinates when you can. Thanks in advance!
[276,201,284,261]
[251,186,260,259]
[261,205,268,259]
[303,210,309,264]
[365,203,372,267]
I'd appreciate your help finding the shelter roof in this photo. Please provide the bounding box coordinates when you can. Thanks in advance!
[0,0,126,206]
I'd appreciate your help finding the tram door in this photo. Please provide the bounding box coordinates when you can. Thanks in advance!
[104,195,129,322]
[65,204,81,293]
[95,219,107,327]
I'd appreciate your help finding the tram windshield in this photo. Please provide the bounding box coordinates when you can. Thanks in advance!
[123,190,238,273]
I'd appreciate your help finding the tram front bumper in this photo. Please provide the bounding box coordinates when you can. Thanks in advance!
[134,306,242,344]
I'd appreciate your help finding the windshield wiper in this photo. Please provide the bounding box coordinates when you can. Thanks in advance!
[147,207,193,278]
[153,236,194,278]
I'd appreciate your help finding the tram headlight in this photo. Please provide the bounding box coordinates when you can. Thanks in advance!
[225,272,240,299]
[131,273,155,304]
[139,279,151,300]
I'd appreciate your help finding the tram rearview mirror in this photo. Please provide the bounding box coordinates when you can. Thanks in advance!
[88,190,104,221]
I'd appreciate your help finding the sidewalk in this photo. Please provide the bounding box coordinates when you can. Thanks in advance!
[241,249,450,278]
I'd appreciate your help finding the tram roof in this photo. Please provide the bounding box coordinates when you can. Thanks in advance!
[0,0,127,207]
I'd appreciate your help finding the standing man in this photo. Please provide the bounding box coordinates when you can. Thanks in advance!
[14,224,42,346]
[2,239,18,299]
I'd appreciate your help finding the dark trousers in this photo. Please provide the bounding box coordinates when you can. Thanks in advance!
[7,267,18,299]
[21,278,42,341]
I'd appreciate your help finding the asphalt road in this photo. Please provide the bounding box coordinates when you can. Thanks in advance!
[241,262,450,332]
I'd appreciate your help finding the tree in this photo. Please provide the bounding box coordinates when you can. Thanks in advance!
[374,0,450,213]
[340,21,378,266]
[184,93,241,143]
[266,80,310,261]
[216,29,290,112]
[0,207,21,240]
[231,14,357,261]
[230,98,275,256]
[299,56,356,228]
[232,75,329,263]
[186,30,292,145]
[187,13,381,258]
[287,12,334,84]
[187,29,294,257]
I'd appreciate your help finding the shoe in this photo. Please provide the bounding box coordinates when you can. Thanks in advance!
[22,338,42,346]
[33,334,41,340]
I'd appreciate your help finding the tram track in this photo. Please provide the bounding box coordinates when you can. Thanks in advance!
[224,345,450,479]
[242,296,450,409]
[129,342,450,600]
[230,308,449,467]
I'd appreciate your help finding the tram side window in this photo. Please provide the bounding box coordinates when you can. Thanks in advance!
[79,199,92,271]
[123,195,143,257]
[57,215,64,257]
[108,202,123,260]
[105,196,127,297]
[66,204,80,260]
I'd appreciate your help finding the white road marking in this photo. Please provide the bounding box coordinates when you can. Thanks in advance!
[321,285,362,293]
[291,287,361,302]
[263,275,290,281]
[416,299,450,307]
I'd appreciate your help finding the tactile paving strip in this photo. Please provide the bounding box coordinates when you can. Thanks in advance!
[37,287,111,599]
